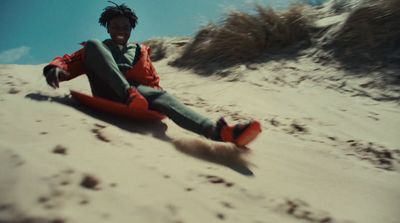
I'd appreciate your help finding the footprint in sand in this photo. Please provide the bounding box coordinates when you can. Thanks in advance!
[52,145,68,155]
[0,204,11,211]
[8,87,20,94]
[38,169,79,209]
[37,169,101,210]
[199,174,234,188]
[4,81,16,87]
[326,136,337,142]
[221,201,235,209]
[367,115,379,121]
[345,140,400,171]
[80,174,101,190]
[91,123,112,143]
[273,119,309,136]
[276,198,337,223]
[3,150,25,167]
[265,117,312,137]
[288,122,309,135]
[269,118,281,127]
[216,213,225,220]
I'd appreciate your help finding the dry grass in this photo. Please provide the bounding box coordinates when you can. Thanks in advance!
[149,0,400,72]
[143,37,191,62]
[326,0,400,64]
[171,4,314,72]
[142,38,168,62]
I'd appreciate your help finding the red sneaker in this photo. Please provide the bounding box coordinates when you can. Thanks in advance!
[126,87,148,110]
[213,117,262,146]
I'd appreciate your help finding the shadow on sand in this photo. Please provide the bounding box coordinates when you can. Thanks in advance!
[25,92,254,176]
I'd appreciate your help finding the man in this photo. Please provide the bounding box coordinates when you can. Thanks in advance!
[43,1,260,146]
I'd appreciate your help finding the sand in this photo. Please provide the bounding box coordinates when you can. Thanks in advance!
[1,2,400,222]
[0,48,399,223]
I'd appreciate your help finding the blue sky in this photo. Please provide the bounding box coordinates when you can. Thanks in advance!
[0,0,325,64]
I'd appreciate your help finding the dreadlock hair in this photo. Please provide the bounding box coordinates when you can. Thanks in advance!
[99,1,138,29]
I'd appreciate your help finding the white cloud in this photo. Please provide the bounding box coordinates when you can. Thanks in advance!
[0,46,31,64]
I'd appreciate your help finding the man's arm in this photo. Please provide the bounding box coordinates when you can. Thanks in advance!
[43,47,86,88]
[126,44,161,89]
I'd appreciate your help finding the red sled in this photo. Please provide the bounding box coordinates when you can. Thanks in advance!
[70,90,166,121]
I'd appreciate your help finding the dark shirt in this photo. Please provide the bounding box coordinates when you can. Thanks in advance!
[103,39,141,75]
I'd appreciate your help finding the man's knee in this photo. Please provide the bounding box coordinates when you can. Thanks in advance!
[85,39,103,52]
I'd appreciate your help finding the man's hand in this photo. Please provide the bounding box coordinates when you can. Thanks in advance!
[126,87,148,109]
[44,66,69,89]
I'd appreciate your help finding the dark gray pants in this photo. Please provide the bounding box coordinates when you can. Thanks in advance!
[83,39,214,136]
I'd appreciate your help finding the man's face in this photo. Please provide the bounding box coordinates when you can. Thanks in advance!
[107,16,132,45]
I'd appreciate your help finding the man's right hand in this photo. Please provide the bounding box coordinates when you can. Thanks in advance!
[126,87,148,109]
[44,66,69,89]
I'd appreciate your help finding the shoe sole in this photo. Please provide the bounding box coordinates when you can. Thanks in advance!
[234,121,261,147]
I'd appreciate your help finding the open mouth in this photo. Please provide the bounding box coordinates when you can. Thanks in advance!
[116,35,126,40]
[112,32,128,42]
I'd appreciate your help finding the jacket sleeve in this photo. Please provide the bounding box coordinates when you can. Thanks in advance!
[126,44,161,89]
[43,47,86,82]
[144,47,161,89]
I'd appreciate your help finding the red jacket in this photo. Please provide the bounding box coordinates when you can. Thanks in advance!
[46,43,161,89]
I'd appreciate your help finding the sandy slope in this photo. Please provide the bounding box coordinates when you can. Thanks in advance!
[0,56,399,223]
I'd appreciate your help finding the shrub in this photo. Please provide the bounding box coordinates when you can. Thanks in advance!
[172,4,314,72]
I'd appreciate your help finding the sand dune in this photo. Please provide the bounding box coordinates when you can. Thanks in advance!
[1,1,400,222]
[1,52,399,223]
